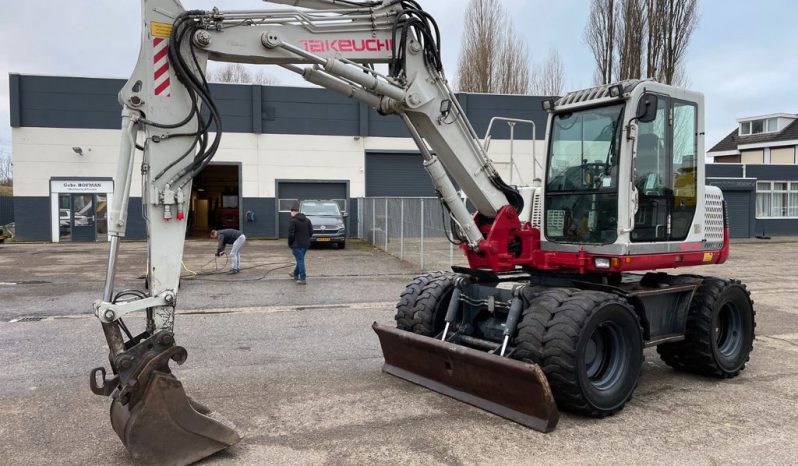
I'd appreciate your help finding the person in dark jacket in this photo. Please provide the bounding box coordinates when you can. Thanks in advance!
[210,228,246,274]
[288,204,313,284]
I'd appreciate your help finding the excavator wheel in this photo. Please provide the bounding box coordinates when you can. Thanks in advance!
[512,287,579,364]
[532,290,644,417]
[395,272,454,336]
[657,278,755,378]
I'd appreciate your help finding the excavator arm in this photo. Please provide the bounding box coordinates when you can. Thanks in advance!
[91,1,536,464]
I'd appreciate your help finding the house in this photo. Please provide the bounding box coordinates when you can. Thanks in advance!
[706,113,798,238]
[708,113,798,164]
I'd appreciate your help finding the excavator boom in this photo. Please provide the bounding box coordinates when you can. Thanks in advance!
[92,1,554,463]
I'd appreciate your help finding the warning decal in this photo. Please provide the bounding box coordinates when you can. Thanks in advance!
[151,21,173,38]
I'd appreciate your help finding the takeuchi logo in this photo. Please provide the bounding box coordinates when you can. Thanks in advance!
[299,39,393,54]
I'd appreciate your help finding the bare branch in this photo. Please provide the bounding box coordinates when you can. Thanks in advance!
[455,0,533,94]
[585,0,618,85]
[0,148,12,187]
[206,63,279,85]
[531,49,566,96]
[617,0,646,81]
[659,0,699,85]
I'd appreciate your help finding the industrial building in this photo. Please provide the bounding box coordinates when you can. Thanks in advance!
[8,74,797,242]
[9,74,545,242]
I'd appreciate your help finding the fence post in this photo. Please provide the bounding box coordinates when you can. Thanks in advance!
[355,199,363,239]
[420,199,425,270]
[399,198,404,260]
[371,199,376,245]
[384,197,389,250]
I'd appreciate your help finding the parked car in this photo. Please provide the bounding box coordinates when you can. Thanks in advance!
[299,200,346,249]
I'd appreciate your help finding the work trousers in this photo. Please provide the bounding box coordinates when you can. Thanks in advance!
[291,247,307,280]
[230,234,246,270]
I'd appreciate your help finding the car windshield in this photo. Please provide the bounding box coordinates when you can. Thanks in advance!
[300,201,341,216]
[547,103,625,193]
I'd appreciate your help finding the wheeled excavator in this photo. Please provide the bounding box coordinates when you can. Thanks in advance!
[90,0,756,464]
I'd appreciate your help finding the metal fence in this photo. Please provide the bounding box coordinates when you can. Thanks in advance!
[357,197,468,271]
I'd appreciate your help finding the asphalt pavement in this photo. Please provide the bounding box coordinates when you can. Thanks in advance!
[1,238,797,465]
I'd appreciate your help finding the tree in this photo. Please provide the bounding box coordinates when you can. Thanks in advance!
[0,148,11,187]
[531,49,566,96]
[586,0,699,86]
[206,63,278,85]
[455,0,531,94]
[658,0,699,86]
[616,0,646,81]
[585,0,617,85]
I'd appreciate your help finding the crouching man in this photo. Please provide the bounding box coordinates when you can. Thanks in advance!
[211,228,246,274]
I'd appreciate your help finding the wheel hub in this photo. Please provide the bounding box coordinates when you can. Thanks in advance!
[585,322,626,391]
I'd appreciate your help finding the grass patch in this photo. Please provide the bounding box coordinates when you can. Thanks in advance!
[0,186,12,196]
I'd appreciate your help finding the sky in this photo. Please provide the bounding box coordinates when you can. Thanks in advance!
[1,0,797,159]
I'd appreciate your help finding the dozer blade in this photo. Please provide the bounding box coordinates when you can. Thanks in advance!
[110,370,242,466]
[373,323,559,432]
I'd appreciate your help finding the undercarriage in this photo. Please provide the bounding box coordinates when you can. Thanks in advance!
[374,268,755,429]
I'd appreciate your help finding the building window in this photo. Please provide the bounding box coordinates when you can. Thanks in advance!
[278,199,299,212]
[756,181,798,218]
[740,118,778,136]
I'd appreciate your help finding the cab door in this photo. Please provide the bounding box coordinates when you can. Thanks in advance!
[632,95,698,242]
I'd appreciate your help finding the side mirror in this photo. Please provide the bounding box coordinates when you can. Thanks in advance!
[636,94,658,123]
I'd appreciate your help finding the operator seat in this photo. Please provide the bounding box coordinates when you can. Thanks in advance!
[633,132,667,241]
[635,133,661,193]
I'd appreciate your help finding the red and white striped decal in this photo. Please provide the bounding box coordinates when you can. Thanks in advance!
[153,37,171,97]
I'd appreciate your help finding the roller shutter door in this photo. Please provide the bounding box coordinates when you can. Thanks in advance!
[277,182,347,238]
[366,152,435,197]
[723,190,751,238]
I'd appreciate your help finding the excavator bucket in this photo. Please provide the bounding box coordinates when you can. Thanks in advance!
[110,370,242,465]
[373,323,559,433]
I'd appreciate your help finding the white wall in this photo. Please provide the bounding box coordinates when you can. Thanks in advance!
[12,127,547,198]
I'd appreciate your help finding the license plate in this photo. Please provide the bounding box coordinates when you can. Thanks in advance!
[316,237,331,242]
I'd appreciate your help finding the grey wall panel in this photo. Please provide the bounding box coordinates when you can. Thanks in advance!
[705,164,744,178]
[722,191,752,238]
[13,197,50,241]
[0,197,14,224]
[746,164,798,181]
[241,197,277,238]
[125,198,147,240]
[347,198,359,238]
[464,94,547,139]
[13,75,553,140]
[368,107,409,138]
[366,152,434,197]
[754,218,798,237]
[276,182,348,238]
[707,178,755,191]
[9,74,21,127]
[16,76,122,130]
[262,86,358,136]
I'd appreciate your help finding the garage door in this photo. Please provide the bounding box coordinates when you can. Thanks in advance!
[277,181,348,238]
[723,190,752,238]
[366,152,435,197]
